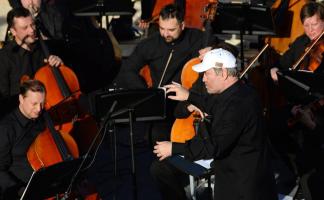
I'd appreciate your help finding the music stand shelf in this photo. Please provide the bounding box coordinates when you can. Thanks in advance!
[277,70,324,104]
[71,0,133,17]
[94,88,166,123]
[20,158,83,200]
[212,3,275,36]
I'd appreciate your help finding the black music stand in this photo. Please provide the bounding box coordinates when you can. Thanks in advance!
[20,158,83,200]
[95,88,166,200]
[94,88,166,123]
[277,70,324,104]
[212,3,275,69]
[72,0,133,17]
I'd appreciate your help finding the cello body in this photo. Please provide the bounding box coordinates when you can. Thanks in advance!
[170,58,200,143]
[27,125,79,170]
[34,63,98,155]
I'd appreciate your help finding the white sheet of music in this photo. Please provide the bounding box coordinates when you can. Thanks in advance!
[180,155,213,169]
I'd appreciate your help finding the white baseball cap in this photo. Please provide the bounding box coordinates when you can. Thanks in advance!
[192,48,237,72]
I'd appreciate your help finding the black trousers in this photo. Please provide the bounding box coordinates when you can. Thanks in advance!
[150,159,188,200]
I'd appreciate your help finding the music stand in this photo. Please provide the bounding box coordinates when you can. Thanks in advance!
[94,88,166,200]
[94,88,166,123]
[212,3,275,69]
[20,158,83,200]
[285,70,324,95]
[277,70,323,104]
[71,0,133,17]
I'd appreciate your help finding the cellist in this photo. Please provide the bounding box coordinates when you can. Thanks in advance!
[114,3,215,147]
[0,79,46,200]
[0,7,63,118]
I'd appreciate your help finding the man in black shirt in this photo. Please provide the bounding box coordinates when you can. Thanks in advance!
[153,48,277,200]
[0,79,46,200]
[115,4,212,144]
[0,7,62,118]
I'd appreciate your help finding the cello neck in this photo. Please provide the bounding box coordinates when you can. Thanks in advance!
[36,26,72,98]
[43,111,73,160]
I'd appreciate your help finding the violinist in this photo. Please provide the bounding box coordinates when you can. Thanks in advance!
[0,7,63,118]
[0,79,46,200]
[270,1,324,82]
[269,2,324,199]
[152,48,277,200]
[114,3,215,146]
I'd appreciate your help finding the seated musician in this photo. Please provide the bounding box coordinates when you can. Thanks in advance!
[269,1,324,144]
[152,48,278,200]
[270,1,324,81]
[0,80,46,200]
[114,3,216,146]
[270,1,324,154]
[0,7,62,118]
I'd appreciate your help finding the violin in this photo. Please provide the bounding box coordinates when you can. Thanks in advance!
[292,30,324,71]
[303,39,324,72]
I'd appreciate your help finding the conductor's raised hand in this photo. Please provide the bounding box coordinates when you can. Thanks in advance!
[163,82,189,101]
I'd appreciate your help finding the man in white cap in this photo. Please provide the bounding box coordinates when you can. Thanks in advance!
[151,48,278,200]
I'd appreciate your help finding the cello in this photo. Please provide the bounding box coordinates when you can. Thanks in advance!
[33,36,99,156]
[169,0,218,143]
[26,24,100,199]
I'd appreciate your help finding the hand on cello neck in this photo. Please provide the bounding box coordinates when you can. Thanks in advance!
[43,55,63,67]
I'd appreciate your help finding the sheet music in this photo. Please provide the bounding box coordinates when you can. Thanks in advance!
[180,155,213,169]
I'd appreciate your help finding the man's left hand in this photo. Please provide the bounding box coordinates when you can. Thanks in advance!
[153,141,172,161]
[45,55,63,67]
